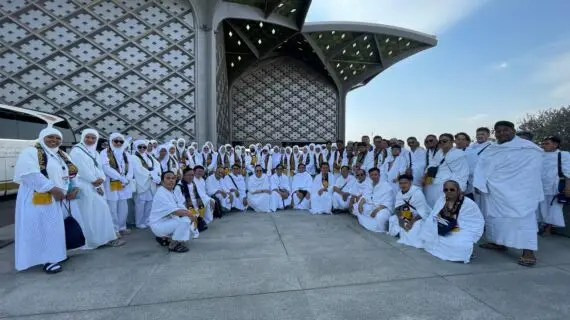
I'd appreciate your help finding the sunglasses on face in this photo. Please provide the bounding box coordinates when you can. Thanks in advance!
[443,188,456,192]
[138,145,147,149]
[113,140,124,144]
[426,139,435,143]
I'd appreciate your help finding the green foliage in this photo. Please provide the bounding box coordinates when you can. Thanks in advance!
[518,106,570,150]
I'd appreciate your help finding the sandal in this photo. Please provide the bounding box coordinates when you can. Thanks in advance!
[518,256,537,267]
[479,243,508,251]
[155,237,170,247]
[42,262,62,274]
[168,242,189,253]
[107,239,126,247]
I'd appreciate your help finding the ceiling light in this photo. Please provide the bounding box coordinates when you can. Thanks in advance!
[369,52,373,56]
[336,63,340,67]
[344,76,347,80]
[364,36,368,41]
[331,31,335,35]
[238,56,241,61]
[385,38,389,43]
[349,64,353,68]
[259,22,263,28]
[298,47,303,51]
[352,43,356,48]
[326,45,330,50]
[341,33,345,39]
[342,49,346,54]
[340,69,344,74]
[353,70,356,75]
[290,8,296,13]
[366,44,370,49]
[362,65,366,69]
[388,50,392,55]
[398,37,402,41]
[258,39,262,44]
[228,31,233,37]
[406,42,410,47]
[318,33,322,39]
[237,40,241,46]
[272,28,276,34]
[246,24,250,30]
[230,62,235,67]
[356,50,360,55]
[278,3,284,7]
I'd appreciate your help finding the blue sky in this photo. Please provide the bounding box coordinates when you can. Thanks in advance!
[306,0,570,142]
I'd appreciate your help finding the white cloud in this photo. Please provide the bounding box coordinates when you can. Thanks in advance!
[306,0,492,35]
[495,62,508,69]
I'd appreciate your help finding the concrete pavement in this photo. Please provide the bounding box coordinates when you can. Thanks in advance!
[1,210,570,319]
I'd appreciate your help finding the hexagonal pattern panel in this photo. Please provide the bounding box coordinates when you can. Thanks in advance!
[0,0,196,141]
[231,57,338,145]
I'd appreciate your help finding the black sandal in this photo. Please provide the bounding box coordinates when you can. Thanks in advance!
[42,263,62,274]
[168,243,189,253]
[518,256,536,267]
[155,237,170,247]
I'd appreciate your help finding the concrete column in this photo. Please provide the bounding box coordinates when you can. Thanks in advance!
[337,88,347,141]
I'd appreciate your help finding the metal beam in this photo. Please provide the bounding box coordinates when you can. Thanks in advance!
[324,32,365,61]
[302,33,343,91]
[258,31,300,60]
[226,20,261,59]
[373,34,386,68]
[345,64,383,90]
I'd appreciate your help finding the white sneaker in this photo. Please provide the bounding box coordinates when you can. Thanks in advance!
[192,232,199,239]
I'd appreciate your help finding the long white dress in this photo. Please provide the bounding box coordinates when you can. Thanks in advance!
[357,180,394,232]
[473,136,543,250]
[420,196,484,263]
[247,174,274,212]
[100,144,133,232]
[424,148,470,207]
[270,173,292,210]
[14,138,85,270]
[310,172,335,214]
[70,143,117,249]
[332,174,356,210]
[537,150,569,227]
[291,171,313,210]
[224,173,248,210]
[205,175,231,211]
[132,150,154,228]
[148,186,192,241]
[388,186,431,248]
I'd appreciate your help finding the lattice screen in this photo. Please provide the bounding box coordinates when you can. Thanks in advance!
[216,23,230,146]
[231,57,338,145]
[0,0,196,141]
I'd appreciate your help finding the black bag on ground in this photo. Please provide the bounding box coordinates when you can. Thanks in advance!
[437,197,464,237]
[197,217,208,232]
[64,215,85,250]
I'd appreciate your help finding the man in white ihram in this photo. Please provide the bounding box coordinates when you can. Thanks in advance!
[356,167,395,232]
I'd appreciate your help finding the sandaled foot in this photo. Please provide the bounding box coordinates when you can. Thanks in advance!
[479,243,508,251]
[120,229,131,235]
[155,237,170,247]
[107,239,126,247]
[43,262,62,274]
[168,242,189,253]
[518,256,536,267]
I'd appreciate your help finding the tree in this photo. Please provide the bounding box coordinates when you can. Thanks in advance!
[518,106,570,150]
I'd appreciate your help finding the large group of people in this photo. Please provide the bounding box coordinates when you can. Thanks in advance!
[12,120,570,274]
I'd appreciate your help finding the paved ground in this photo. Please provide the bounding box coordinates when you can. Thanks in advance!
[1,210,570,320]
[0,196,15,228]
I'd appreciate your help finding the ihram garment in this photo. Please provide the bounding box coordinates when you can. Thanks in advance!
[357,180,394,232]
[291,171,312,210]
[408,148,427,186]
[473,136,543,251]
[310,172,335,214]
[424,148,469,207]
[224,172,248,211]
[177,180,214,224]
[248,174,274,212]
[132,140,154,228]
[148,186,192,241]
[206,174,231,211]
[380,154,408,194]
[70,129,117,249]
[464,141,492,196]
[270,173,292,210]
[420,196,484,263]
[537,150,569,227]
[100,133,133,232]
[13,128,82,271]
[388,185,431,248]
[332,174,356,210]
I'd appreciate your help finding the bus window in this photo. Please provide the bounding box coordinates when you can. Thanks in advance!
[0,109,48,140]
[53,121,76,145]
[0,110,19,139]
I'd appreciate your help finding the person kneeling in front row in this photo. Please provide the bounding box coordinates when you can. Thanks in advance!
[148,171,196,253]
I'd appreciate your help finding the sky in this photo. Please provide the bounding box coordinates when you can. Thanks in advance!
[306,0,570,142]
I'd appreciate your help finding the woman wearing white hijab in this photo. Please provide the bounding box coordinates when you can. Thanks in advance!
[13,128,83,273]
[132,139,156,229]
[100,132,133,235]
[70,129,124,248]
[146,140,162,194]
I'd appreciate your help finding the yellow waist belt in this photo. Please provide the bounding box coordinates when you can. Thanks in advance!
[189,207,205,217]
[32,192,52,205]
[110,180,123,191]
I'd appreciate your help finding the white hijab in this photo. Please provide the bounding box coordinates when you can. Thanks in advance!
[40,127,62,154]
[80,128,99,155]
[109,132,126,165]
[14,127,64,184]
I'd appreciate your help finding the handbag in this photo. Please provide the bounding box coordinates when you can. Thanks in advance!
[437,197,464,236]
[557,152,568,204]
[426,157,445,178]
[62,200,85,250]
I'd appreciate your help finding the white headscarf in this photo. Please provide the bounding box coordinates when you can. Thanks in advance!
[39,127,63,154]
[80,128,99,154]
[109,132,126,166]
[176,138,186,153]
[133,139,147,155]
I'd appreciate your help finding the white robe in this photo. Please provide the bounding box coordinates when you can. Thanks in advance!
[473,137,543,250]
[357,180,394,232]
[247,175,274,212]
[350,179,369,214]
[424,148,469,207]
[70,144,117,249]
[176,181,214,224]
[332,174,356,210]
[420,196,484,263]
[100,149,133,201]
[464,141,492,195]
[270,173,292,210]
[381,154,408,194]
[13,146,85,270]
[291,171,313,210]
[303,153,316,176]
[147,153,162,195]
[408,148,427,186]
[205,175,231,210]
[537,150,569,227]
[388,186,431,248]
[310,172,335,214]
[148,186,191,241]
[224,173,248,210]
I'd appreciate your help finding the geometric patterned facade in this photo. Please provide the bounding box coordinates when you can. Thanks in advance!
[0,0,437,145]
[0,0,196,141]
[231,57,337,145]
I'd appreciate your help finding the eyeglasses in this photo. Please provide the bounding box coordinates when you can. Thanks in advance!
[443,188,456,192]
[113,140,124,144]
[439,139,450,143]
[426,139,435,143]
[255,170,262,173]
[138,145,147,149]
